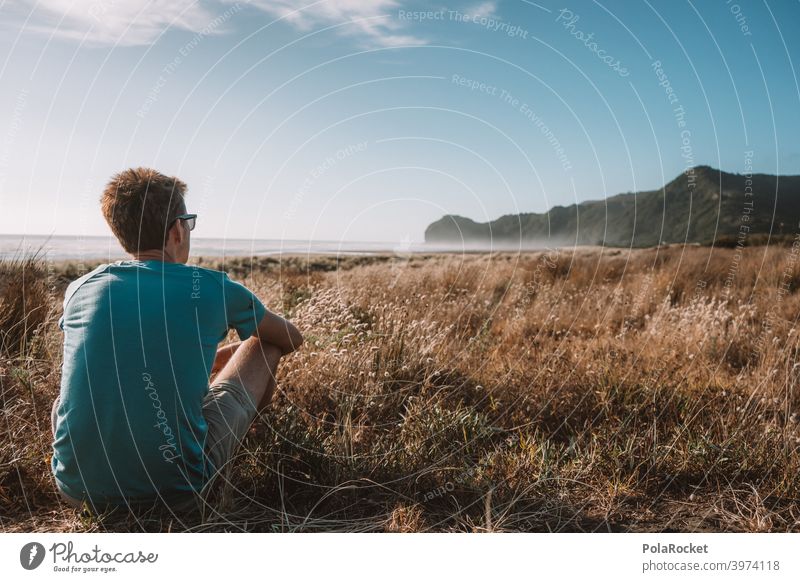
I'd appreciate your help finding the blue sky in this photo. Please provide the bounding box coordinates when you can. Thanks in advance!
[0,0,798,243]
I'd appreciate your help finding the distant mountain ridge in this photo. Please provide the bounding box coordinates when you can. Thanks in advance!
[424,166,800,247]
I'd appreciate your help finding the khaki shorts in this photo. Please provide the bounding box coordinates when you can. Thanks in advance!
[52,378,259,513]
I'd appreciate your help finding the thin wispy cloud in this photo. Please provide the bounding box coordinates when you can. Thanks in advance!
[232,0,428,48]
[7,0,230,47]
[465,1,499,19]
[6,0,428,48]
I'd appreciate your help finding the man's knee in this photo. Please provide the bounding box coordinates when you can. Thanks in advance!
[240,337,282,368]
[216,338,282,387]
[258,341,283,367]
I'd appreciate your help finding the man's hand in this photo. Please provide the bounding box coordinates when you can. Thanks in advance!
[254,308,304,355]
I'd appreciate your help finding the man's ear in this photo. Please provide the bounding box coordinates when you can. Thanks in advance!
[168,220,184,246]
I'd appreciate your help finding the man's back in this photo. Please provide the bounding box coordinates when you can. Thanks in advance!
[52,259,265,506]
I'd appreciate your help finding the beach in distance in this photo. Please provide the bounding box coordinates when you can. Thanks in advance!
[0,234,534,262]
[2,244,799,532]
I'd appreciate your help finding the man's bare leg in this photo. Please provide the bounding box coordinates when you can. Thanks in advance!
[212,337,282,412]
[210,341,242,381]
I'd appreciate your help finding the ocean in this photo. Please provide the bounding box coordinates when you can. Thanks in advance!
[0,234,470,261]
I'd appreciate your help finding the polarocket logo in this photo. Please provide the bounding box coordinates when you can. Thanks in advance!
[20,542,46,570]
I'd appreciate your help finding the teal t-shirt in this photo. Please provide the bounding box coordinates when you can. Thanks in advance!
[51,259,267,506]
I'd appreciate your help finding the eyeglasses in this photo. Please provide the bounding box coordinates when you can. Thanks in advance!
[172,213,197,231]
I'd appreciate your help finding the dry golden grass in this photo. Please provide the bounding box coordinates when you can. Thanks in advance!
[0,254,50,356]
[2,244,800,531]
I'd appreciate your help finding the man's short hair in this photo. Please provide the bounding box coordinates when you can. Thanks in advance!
[100,167,188,253]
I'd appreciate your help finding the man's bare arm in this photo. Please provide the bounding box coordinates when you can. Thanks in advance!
[254,309,304,355]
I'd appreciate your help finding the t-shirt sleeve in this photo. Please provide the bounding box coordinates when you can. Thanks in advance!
[58,264,109,333]
[58,278,81,332]
[222,273,267,341]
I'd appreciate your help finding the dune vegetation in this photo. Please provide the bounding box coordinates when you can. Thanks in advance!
[2,244,800,532]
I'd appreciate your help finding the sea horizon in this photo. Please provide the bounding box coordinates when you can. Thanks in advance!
[0,233,534,261]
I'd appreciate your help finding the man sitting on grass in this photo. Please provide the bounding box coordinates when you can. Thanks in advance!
[50,167,303,514]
